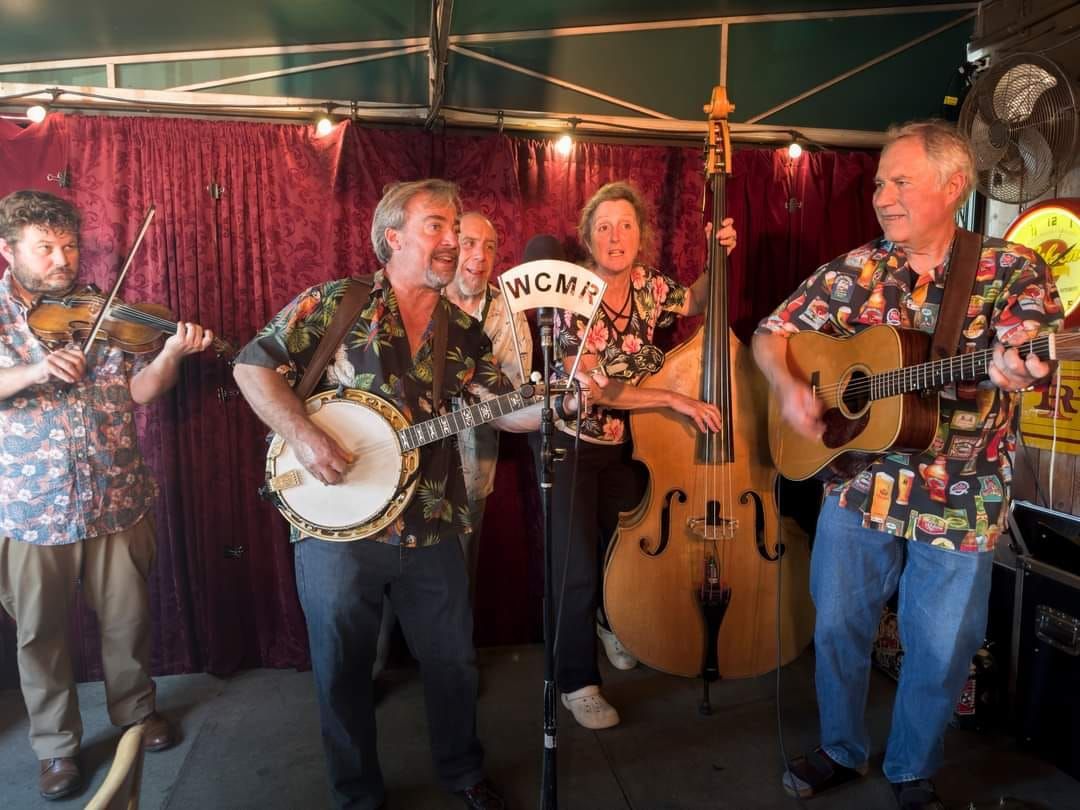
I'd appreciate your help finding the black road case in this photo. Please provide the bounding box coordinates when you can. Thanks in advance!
[1008,500,1080,781]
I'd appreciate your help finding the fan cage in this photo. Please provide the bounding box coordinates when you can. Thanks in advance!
[959,52,1078,204]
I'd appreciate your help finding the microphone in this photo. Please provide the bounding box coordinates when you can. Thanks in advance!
[522,235,565,346]
[523,234,565,263]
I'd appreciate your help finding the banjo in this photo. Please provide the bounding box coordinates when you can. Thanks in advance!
[264,383,540,541]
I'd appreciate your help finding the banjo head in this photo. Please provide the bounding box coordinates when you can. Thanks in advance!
[266,389,420,541]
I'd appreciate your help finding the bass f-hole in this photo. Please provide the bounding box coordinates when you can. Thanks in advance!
[638,488,687,557]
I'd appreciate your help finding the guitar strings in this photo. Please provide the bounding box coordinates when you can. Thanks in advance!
[809,332,1078,400]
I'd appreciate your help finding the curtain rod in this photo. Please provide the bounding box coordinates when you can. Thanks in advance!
[0,81,887,149]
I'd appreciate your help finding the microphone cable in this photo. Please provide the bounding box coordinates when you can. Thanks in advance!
[550,376,584,671]
[772,425,815,810]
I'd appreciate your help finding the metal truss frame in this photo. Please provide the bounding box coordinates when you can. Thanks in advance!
[0,3,977,147]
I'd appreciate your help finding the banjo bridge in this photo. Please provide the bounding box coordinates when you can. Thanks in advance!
[267,469,303,493]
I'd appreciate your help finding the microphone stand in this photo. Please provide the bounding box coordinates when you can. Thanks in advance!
[537,306,560,810]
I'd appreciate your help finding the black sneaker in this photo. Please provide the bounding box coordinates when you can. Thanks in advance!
[891,779,945,810]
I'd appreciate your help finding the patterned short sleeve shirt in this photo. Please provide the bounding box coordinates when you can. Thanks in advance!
[455,283,533,503]
[555,265,688,444]
[236,271,515,547]
[0,270,157,545]
[755,236,1063,552]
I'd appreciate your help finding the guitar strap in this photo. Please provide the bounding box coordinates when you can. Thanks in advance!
[929,228,982,361]
[296,275,374,401]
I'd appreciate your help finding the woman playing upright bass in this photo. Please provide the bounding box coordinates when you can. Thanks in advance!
[547,181,735,729]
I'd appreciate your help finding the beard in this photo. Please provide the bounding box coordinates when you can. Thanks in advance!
[11,258,77,297]
[424,263,453,290]
[424,248,459,290]
[453,267,488,299]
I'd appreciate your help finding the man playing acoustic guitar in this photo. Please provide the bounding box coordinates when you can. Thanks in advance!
[752,121,1062,810]
[233,179,596,810]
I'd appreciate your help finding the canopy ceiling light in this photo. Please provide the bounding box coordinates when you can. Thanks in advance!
[555,118,579,157]
[314,104,336,137]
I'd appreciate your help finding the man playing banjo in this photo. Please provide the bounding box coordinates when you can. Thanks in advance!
[232,179,593,810]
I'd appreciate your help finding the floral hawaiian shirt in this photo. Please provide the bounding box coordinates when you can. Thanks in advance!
[454,282,532,503]
[236,271,515,547]
[755,236,1063,552]
[0,270,156,545]
[555,265,688,444]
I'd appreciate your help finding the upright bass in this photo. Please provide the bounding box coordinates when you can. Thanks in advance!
[603,87,814,686]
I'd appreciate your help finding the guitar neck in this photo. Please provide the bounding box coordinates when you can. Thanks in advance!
[868,333,1056,400]
[398,385,537,451]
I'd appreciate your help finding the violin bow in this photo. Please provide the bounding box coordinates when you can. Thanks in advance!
[80,205,156,354]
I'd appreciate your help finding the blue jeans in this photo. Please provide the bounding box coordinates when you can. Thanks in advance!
[294,536,483,809]
[811,496,993,783]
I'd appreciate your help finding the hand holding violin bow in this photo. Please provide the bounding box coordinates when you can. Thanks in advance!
[31,346,87,386]
[25,205,234,401]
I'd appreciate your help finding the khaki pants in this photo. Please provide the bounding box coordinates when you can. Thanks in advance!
[0,515,157,759]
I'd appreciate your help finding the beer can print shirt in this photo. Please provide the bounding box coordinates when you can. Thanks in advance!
[755,237,1062,552]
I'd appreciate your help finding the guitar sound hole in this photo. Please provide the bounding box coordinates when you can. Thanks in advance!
[840,370,869,416]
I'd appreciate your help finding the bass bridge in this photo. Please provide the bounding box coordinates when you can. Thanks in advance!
[686,500,738,540]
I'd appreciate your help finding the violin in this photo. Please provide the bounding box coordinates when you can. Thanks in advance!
[29,285,235,358]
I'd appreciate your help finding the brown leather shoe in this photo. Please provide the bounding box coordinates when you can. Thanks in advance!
[138,711,177,752]
[39,757,81,800]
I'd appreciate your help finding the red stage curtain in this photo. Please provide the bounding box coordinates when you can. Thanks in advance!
[0,115,880,682]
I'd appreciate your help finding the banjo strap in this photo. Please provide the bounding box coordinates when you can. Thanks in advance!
[431,300,448,410]
[296,274,450,411]
[296,276,375,401]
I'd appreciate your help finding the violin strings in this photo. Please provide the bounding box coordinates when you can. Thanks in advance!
[62,296,179,335]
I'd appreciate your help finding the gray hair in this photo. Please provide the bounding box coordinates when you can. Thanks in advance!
[883,120,977,211]
[370,179,462,264]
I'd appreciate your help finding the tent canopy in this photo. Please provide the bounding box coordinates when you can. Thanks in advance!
[0,2,977,145]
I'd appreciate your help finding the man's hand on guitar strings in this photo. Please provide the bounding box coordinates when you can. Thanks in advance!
[293,424,355,485]
[775,377,825,442]
[989,344,1053,393]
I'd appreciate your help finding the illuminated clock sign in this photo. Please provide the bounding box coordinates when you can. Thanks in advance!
[1005,199,1080,327]
[1008,199,1080,456]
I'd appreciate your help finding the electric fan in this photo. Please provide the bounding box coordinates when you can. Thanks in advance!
[958,52,1078,203]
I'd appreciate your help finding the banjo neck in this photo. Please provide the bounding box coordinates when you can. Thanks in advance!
[398,383,539,451]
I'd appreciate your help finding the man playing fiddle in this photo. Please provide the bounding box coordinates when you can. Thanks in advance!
[0,190,211,800]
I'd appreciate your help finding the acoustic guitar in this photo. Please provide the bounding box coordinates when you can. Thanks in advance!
[768,324,1078,480]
